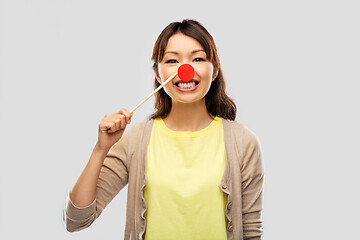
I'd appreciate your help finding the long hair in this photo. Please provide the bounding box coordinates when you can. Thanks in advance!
[148,19,237,120]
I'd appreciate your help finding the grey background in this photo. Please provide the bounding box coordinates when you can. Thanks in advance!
[1,0,359,239]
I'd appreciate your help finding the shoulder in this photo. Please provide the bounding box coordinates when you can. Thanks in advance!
[126,118,154,135]
[222,118,258,140]
[109,119,154,157]
[120,118,154,145]
[221,118,262,157]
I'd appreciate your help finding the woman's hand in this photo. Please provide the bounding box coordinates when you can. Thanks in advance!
[96,108,133,151]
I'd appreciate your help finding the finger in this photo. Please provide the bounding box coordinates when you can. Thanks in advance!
[101,119,119,131]
[119,115,126,130]
[107,115,125,130]
[112,118,120,132]
[116,108,133,124]
[111,114,130,126]
[105,116,126,133]
[99,121,113,132]
[109,122,118,133]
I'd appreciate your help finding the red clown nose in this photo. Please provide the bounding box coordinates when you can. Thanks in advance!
[177,64,195,82]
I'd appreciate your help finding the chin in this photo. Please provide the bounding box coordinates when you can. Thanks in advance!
[172,96,205,105]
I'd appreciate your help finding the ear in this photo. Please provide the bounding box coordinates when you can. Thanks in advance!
[154,68,162,84]
[212,69,219,82]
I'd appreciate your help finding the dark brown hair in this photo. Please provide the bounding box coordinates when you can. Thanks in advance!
[149,19,237,120]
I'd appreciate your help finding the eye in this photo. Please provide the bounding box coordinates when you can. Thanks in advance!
[193,57,205,62]
[165,59,178,64]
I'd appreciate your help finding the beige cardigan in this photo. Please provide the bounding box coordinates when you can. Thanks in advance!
[63,118,264,240]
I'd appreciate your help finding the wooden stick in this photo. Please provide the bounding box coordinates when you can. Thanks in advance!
[130,72,178,114]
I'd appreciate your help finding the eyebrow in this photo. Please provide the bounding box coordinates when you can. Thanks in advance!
[164,49,205,55]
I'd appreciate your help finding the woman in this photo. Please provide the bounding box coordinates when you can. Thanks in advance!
[63,19,264,240]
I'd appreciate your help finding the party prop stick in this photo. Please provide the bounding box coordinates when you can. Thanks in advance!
[129,64,195,114]
[130,72,178,114]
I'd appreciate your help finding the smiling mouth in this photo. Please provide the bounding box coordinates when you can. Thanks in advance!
[174,80,199,89]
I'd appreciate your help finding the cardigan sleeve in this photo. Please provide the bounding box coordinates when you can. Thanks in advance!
[63,127,132,232]
[241,127,264,239]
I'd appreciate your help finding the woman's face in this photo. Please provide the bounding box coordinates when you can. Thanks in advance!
[156,32,217,104]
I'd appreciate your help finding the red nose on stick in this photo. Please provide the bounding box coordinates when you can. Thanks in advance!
[130,64,195,114]
[177,64,195,82]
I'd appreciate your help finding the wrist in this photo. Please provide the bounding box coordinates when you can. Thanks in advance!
[94,142,111,155]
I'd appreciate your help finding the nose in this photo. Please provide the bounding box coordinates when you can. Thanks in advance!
[177,64,195,82]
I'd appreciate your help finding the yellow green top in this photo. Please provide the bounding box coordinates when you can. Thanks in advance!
[143,116,228,239]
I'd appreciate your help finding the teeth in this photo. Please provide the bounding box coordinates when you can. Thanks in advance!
[177,82,196,89]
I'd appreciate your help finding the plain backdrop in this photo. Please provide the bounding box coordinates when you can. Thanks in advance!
[1,0,359,239]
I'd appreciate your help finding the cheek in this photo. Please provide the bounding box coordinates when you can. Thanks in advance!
[158,65,178,83]
[197,64,214,80]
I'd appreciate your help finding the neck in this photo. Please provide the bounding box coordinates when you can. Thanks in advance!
[162,99,214,131]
